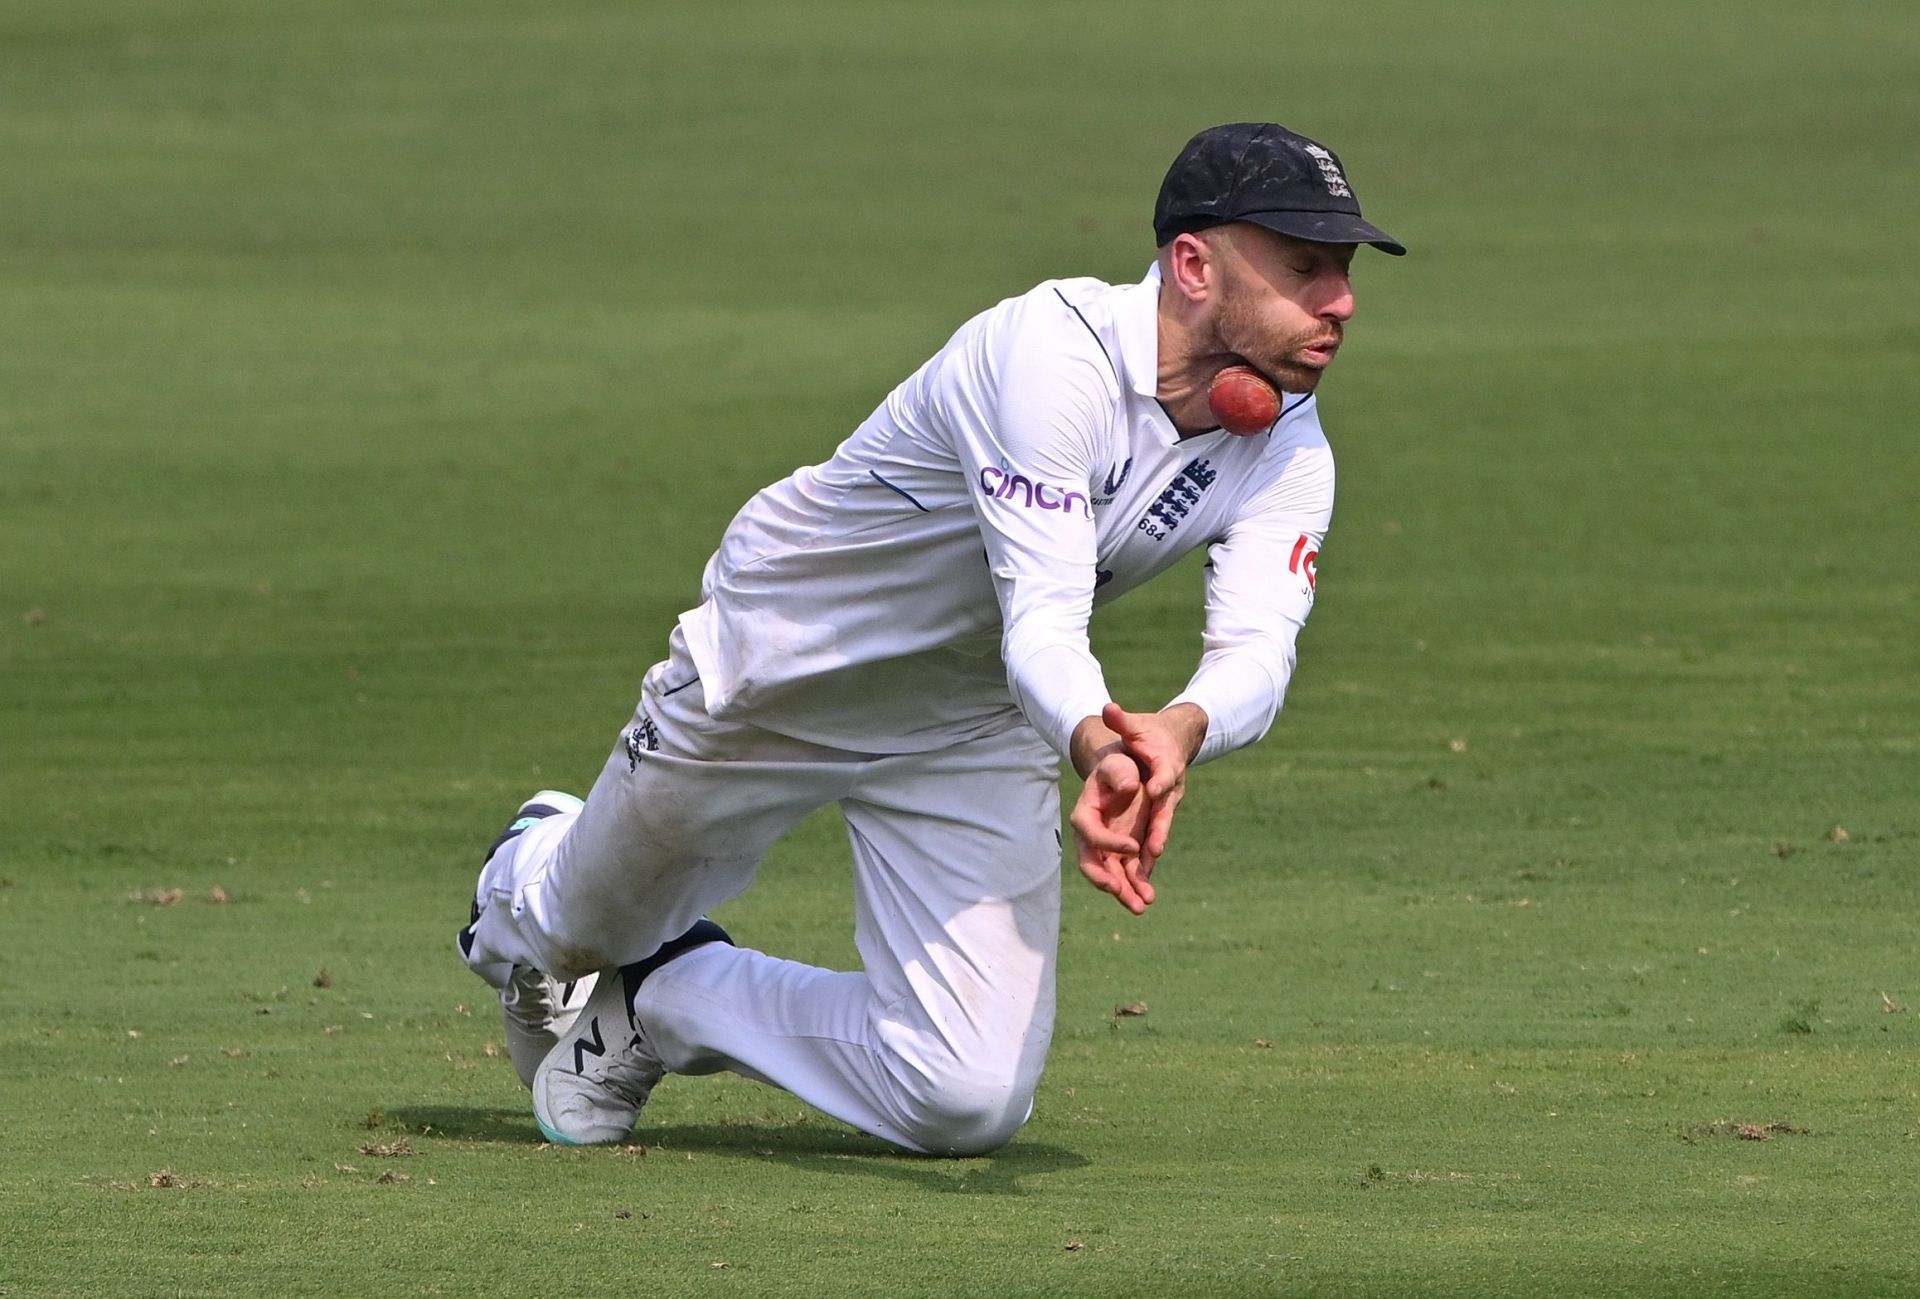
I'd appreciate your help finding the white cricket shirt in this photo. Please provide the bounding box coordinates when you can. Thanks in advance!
[677,265,1333,764]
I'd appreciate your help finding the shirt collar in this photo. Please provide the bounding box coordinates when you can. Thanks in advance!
[1114,263,1163,402]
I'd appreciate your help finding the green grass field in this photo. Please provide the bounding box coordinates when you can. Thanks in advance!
[3,2,1917,1295]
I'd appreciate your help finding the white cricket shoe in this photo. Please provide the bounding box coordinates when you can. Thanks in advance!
[533,969,662,1145]
[500,968,598,1089]
[485,789,584,863]
[456,788,594,1085]
[531,918,733,1145]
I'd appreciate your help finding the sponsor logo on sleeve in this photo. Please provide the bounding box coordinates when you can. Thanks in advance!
[1288,534,1319,590]
[978,467,1092,518]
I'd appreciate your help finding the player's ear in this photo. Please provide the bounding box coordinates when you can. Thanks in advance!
[1162,232,1215,304]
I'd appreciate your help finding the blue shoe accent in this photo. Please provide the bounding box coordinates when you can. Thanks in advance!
[484,792,582,863]
[537,1116,581,1145]
[464,791,584,971]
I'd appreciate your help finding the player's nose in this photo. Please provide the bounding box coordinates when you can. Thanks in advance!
[1320,271,1355,322]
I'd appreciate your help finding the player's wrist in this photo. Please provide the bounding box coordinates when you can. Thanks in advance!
[1068,714,1126,779]
[1159,702,1209,765]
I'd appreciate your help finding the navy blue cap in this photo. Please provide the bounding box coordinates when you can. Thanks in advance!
[1154,122,1405,255]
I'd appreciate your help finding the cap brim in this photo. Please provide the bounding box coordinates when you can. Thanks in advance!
[1239,210,1406,256]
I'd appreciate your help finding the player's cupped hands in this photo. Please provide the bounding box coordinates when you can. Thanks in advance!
[1099,701,1204,861]
[1069,749,1157,915]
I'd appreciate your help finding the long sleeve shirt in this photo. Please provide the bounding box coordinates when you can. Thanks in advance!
[677,265,1333,765]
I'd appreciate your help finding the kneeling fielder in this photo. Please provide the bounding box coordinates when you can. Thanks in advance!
[457,122,1402,1154]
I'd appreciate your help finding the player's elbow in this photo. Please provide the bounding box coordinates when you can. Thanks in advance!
[1187,636,1292,761]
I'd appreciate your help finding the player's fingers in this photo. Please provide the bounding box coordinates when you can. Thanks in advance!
[1070,802,1138,855]
[1073,823,1134,858]
[1141,754,1182,800]
[1144,786,1182,859]
[1105,703,1172,756]
[1081,838,1136,899]
[1095,751,1141,796]
[1106,718,1181,799]
[1077,849,1146,914]
[1103,701,1163,741]
[1108,859,1149,914]
[1074,846,1111,892]
[1075,794,1140,850]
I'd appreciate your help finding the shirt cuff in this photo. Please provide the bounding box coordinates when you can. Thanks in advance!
[1008,642,1111,760]
[1167,653,1286,766]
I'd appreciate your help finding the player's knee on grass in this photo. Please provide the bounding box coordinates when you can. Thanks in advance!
[895,1060,1037,1157]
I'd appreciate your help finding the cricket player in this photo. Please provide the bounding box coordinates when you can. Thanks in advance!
[457,122,1403,1154]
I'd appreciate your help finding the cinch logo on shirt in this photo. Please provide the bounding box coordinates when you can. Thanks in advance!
[978,467,1092,518]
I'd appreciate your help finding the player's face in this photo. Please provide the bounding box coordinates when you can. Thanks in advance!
[1211,228,1356,394]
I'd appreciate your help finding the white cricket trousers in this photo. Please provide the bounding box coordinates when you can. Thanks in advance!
[462,634,1064,1155]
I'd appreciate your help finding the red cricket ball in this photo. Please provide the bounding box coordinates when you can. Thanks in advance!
[1206,365,1281,435]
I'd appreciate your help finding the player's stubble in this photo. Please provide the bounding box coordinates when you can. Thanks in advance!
[1212,253,1342,396]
